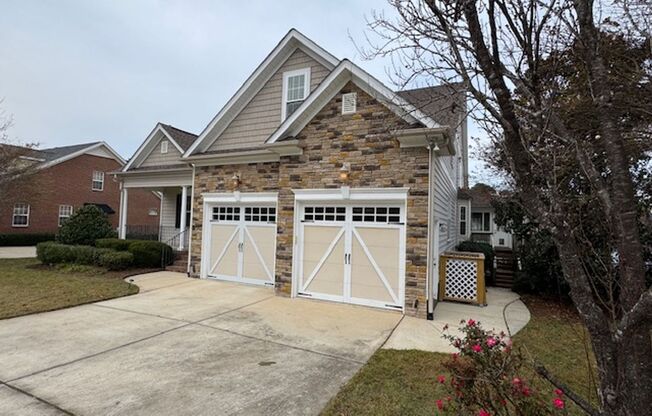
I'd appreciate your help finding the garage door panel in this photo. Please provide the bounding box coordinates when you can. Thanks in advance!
[210,224,240,278]
[242,226,275,282]
[355,227,401,295]
[302,227,345,296]
[350,234,396,304]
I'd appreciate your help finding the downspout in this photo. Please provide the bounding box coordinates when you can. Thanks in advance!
[426,140,436,320]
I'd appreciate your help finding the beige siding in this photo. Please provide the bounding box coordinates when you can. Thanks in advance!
[207,48,330,152]
[160,189,179,243]
[433,156,458,254]
[140,133,183,168]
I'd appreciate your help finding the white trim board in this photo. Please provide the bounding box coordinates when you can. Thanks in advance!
[292,187,409,202]
[202,192,279,204]
[39,142,126,170]
[184,29,339,157]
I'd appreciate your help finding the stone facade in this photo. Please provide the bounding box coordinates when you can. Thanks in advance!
[189,82,430,318]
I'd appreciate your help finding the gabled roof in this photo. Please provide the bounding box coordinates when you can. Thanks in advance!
[5,141,126,169]
[123,123,197,171]
[265,60,441,144]
[183,28,340,157]
[397,83,466,129]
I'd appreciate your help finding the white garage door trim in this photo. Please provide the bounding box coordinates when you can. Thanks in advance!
[292,187,408,311]
[201,192,277,287]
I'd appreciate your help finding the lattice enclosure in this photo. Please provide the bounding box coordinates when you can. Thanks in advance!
[438,251,486,305]
[444,259,478,301]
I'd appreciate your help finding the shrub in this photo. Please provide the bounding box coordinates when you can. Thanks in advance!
[456,241,495,285]
[96,238,133,251]
[97,250,134,270]
[0,233,56,246]
[37,242,76,264]
[435,320,567,415]
[128,240,173,268]
[56,205,114,246]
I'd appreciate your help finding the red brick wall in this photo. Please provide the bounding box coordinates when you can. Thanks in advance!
[0,154,160,235]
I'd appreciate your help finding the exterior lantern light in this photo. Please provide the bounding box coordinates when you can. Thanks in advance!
[339,162,351,181]
[231,173,241,189]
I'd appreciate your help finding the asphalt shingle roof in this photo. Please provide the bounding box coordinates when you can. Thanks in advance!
[397,83,466,128]
[160,124,198,151]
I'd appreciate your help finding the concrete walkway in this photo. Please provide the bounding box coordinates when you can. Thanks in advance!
[0,272,401,416]
[0,246,37,259]
[384,288,530,353]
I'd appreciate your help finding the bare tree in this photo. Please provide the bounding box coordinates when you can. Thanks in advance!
[362,1,651,415]
[0,104,39,197]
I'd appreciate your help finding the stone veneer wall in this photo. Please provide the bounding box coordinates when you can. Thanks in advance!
[275,82,430,318]
[189,162,279,276]
[189,82,430,318]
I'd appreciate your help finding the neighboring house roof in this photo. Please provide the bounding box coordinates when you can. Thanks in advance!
[184,28,340,157]
[397,83,466,129]
[122,122,197,171]
[5,141,126,169]
[461,183,496,209]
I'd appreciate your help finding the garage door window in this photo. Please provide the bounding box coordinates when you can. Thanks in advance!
[303,206,346,222]
[212,206,241,221]
[352,206,401,224]
[244,206,276,223]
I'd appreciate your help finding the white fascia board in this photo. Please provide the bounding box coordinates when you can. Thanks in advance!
[121,170,193,188]
[202,191,278,204]
[39,142,125,170]
[266,60,441,144]
[158,127,185,153]
[123,124,186,171]
[123,123,163,171]
[183,29,340,158]
[292,187,410,201]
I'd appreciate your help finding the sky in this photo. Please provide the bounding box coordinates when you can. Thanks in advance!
[0,0,488,182]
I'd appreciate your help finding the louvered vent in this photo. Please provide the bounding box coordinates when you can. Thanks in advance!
[342,92,357,114]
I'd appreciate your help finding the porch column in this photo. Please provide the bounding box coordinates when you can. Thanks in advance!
[119,188,128,239]
[179,185,188,251]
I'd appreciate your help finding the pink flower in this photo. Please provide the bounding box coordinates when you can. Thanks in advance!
[467,319,476,326]
[553,398,565,409]
[486,337,497,347]
[437,375,446,384]
[554,388,563,397]
[522,387,531,397]
[478,410,491,416]
[512,377,521,385]
[436,399,444,410]
[472,344,482,353]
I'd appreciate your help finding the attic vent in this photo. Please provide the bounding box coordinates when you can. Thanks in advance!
[160,140,169,154]
[342,92,357,114]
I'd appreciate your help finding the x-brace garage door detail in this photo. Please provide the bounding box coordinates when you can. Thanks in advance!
[297,204,405,310]
[208,205,276,286]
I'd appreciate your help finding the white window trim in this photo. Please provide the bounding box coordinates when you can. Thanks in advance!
[58,205,73,227]
[281,67,311,121]
[471,211,492,233]
[459,205,468,236]
[12,203,30,227]
[160,140,169,154]
[92,171,105,191]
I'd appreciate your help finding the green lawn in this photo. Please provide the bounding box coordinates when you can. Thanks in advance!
[322,295,598,416]
[0,258,140,319]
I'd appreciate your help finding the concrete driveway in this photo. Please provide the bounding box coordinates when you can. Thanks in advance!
[0,273,401,416]
[0,246,37,258]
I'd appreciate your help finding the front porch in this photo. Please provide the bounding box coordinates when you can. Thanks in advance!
[114,167,193,251]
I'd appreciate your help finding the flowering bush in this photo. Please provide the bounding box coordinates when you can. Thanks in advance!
[435,319,567,416]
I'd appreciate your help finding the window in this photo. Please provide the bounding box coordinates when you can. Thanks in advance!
[352,206,401,224]
[148,208,158,216]
[471,212,491,232]
[282,68,310,120]
[58,205,73,226]
[244,206,276,223]
[212,206,241,222]
[303,206,346,222]
[12,203,29,227]
[92,171,104,191]
[160,140,169,154]
[459,206,467,235]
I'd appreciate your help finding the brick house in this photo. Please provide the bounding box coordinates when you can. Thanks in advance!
[0,142,160,236]
[115,29,468,319]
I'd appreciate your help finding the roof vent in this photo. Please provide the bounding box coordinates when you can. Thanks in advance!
[342,92,357,115]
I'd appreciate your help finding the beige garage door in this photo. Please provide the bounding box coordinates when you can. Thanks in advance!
[207,205,276,286]
[298,205,405,310]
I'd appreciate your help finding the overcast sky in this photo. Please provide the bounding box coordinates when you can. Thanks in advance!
[0,1,488,182]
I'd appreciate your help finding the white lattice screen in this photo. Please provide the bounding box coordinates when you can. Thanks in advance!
[444,259,478,301]
[438,251,486,305]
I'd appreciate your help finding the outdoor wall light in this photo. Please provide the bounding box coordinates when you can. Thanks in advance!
[339,162,351,181]
[231,173,241,189]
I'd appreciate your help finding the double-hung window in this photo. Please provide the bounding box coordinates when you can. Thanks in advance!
[12,203,29,227]
[471,212,491,232]
[459,206,467,236]
[58,205,73,226]
[282,68,310,120]
[92,171,104,191]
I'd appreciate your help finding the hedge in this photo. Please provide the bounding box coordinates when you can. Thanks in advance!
[456,240,495,286]
[56,205,115,246]
[0,233,55,246]
[36,242,134,271]
[96,238,173,268]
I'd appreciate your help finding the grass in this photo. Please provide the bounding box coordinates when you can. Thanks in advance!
[0,258,142,319]
[322,295,598,416]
